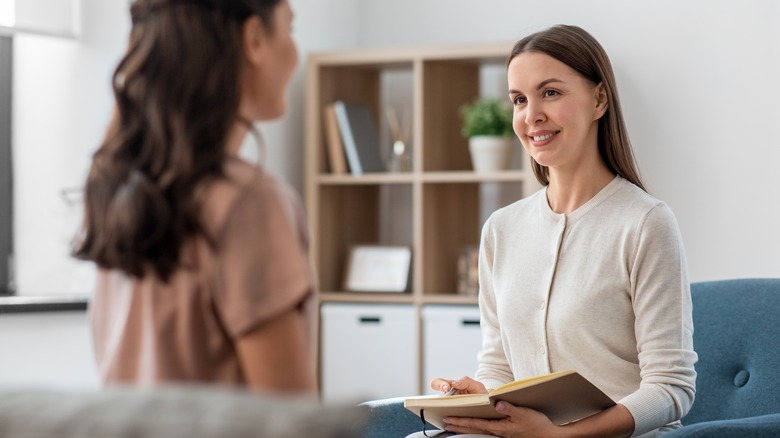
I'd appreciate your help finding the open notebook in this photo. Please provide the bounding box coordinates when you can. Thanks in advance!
[404,370,615,431]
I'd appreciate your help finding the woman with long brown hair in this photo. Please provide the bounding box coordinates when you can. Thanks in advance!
[75,0,315,393]
[424,25,696,437]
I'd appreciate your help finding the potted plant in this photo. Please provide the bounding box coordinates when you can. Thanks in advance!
[460,98,514,172]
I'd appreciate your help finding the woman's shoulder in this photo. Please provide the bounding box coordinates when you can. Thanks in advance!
[608,177,680,231]
[608,177,668,213]
[222,158,292,197]
[200,158,302,237]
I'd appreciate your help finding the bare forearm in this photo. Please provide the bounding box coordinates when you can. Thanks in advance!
[237,309,317,394]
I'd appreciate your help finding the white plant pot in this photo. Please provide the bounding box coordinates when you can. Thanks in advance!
[468,136,512,172]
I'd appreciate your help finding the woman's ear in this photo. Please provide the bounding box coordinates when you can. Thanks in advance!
[242,16,267,67]
[594,82,608,119]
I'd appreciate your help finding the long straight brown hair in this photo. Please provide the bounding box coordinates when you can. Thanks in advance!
[73,0,281,281]
[509,25,646,191]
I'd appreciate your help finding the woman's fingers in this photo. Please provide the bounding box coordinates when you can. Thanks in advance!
[429,377,455,393]
[430,375,489,395]
[451,376,489,394]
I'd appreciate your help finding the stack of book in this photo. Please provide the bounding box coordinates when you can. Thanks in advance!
[322,101,386,175]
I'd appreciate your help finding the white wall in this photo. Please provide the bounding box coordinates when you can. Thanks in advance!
[0,311,98,388]
[13,0,125,296]
[14,0,80,37]
[360,0,780,282]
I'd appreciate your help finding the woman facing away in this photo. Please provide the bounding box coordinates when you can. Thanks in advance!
[74,0,316,394]
[418,25,696,437]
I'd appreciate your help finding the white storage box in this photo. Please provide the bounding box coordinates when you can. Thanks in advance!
[320,303,418,402]
[422,305,482,394]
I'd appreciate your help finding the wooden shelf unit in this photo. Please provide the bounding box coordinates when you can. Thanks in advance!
[305,43,541,394]
[305,42,540,301]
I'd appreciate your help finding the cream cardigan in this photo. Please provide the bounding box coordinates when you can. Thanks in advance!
[475,176,697,437]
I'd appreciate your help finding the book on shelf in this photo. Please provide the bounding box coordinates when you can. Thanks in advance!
[322,103,349,174]
[332,100,385,175]
[403,369,615,431]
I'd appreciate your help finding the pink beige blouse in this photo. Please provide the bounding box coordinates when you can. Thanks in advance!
[90,159,314,386]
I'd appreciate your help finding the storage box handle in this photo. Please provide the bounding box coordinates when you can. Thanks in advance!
[461,319,480,326]
[359,316,382,324]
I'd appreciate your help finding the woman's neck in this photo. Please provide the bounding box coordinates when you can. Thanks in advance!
[546,162,615,215]
[224,119,250,157]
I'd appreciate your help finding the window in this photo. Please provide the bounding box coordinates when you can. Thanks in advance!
[0,35,13,294]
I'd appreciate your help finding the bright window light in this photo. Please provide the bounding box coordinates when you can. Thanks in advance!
[0,0,14,28]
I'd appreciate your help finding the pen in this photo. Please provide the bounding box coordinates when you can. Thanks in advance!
[444,387,458,396]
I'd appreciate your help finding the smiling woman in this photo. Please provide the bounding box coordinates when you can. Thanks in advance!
[413,25,696,438]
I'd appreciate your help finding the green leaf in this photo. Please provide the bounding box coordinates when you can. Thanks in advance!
[460,98,513,138]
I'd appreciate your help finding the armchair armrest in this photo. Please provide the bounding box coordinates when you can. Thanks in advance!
[359,397,431,438]
[664,413,780,438]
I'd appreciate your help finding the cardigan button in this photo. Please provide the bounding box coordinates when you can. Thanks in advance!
[733,370,750,387]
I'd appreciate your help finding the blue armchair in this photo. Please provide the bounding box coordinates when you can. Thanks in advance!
[361,279,780,437]
[664,278,780,437]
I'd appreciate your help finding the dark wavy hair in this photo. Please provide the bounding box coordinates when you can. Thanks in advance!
[73,0,282,281]
[509,25,645,191]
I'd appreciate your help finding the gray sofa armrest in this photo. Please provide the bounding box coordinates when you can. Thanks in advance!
[0,385,368,438]
[360,396,432,438]
[664,413,780,438]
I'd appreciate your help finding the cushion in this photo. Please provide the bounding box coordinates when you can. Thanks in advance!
[0,385,367,438]
[360,396,429,438]
[665,413,780,437]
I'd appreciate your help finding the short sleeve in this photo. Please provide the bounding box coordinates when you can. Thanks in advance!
[213,176,313,339]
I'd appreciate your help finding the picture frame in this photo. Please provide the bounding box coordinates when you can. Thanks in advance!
[343,245,412,293]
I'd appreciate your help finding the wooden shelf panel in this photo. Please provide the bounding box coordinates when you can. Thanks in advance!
[421,170,529,183]
[422,183,481,294]
[318,292,479,306]
[421,60,478,172]
[317,173,415,185]
[316,185,381,290]
[421,294,479,305]
[316,170,533,185]
[319,292,414,304]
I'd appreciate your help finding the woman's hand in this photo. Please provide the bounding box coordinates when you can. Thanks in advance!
[442,402,634,438]
[429,375,488,395]
[442,402,560,438]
